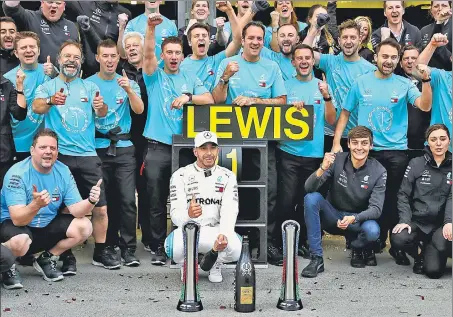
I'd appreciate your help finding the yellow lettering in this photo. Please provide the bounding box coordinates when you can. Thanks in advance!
[186,106,196,138]
[235,107,272,138]
[210,106,232,138]
[273,106,281,139]
[284,107,309,140]
[226,148,238,175]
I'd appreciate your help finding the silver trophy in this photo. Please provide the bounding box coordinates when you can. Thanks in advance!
[277,220,303,311]
[177,221,203,312]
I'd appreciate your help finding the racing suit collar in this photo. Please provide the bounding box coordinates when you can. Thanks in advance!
[192,162,217,176]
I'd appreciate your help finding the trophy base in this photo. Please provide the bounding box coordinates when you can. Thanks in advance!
[277,299,303,311]
[177,300,203,312]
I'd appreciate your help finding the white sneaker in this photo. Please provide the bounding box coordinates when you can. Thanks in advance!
[208,262,223,283]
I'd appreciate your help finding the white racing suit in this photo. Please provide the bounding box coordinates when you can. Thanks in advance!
[164,163,241,264]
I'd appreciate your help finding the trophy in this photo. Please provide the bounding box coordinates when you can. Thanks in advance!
[177,221,203,312]
[277,220,303,311]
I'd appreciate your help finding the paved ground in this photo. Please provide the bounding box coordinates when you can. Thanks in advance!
[1,238,451,317]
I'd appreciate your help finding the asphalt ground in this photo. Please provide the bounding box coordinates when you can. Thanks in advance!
[1,237,451,317]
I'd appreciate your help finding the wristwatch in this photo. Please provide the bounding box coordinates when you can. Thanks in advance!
[46,97,52,106]
[15,89,24,95]
[272,26,278,33]
[183,92,193,102]
[219,78,229,85]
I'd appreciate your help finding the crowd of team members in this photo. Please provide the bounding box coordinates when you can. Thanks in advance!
[0,0,451,289]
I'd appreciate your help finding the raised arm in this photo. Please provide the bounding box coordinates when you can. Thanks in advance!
[302,26,322,65]
[417,33,449,65]
[143,13,163,76]
[219,1,242,57]
[117,13,129,59]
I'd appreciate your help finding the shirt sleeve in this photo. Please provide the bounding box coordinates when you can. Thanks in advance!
[342,82,359,113]
[430,67,442,88]
[318,53,332,72]
[219,173,239,236]
[34,82,51,99]
[271,64,287,98]
[192,77,209,96]
[129,80,142,99]
[3,172,27,207]
[142,68,160,87]
[2,3,33,31]
[444,189,452,225]
[397,161,416,224]
[305,164,334,193]
[7,83,26,121]
[169,170,191,227]
[355,170,387,222]
[63,170,82,207]
[407,80,422,106]
[169,20,178,36]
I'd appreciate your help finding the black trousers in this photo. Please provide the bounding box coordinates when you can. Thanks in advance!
[390,224,431,256]
[0,161,13,189]
[97,146,137,250]
[274,149,320,243]
[370,150,408,244]
[424,227,452,279]
[143,141,173,251]
[133,136,150,247]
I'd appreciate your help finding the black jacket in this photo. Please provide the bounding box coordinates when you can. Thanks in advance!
[371,20,421,51]
[65,1,132,78]
[0,76,26,163]
[0,49,19,77]
[2,3,79,66]
[305,152,387,223]
[397,148,452,233]
[178,24,224,57]
[117,59,148,144]
[358,47,374,64]
[419,18,452,71]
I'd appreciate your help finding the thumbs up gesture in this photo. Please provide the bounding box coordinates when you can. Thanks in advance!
[88,179,102,205]
[93,91,104,110]
[32,185,51,208]
[16,68,26,88]
[50,87,66,106]
[318,73,330,99]
[44,55,55,77]
[188,193,202,218]
[117,69,131,93]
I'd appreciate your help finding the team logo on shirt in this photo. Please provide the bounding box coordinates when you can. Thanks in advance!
[63,25,70,37]
[390,90,399,103]
[368,107,393,132]
[61,107,89,133]
[116,91,125,104]
[41,20,50,35]
[421,170,431,185]
[52,187,60,202]
[0,94,4,102]
[447,172,452,185]
[80,89,89,102]
[258,74,267,87]
[361,175,369,189]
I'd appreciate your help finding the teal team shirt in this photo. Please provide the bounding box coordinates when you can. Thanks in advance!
[318,53,376,136]
[142,68,208,145]
[343,72,421,151]
[1,157,82,228]
[279,77,332,158]
[430,68,452,149]
[86,73,141,149]
[34,77,100,156]
[260,47,296,81]
[180,50,227,91]
[4,64,50,152]
[264,21,307,49]
[125,14,178,62]
[215,55,287,103]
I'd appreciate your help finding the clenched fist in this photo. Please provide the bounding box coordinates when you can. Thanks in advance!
[118,13,128,30]
[222,61,239,81]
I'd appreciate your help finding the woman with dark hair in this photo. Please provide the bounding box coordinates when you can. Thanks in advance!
[355,16,375,63]
[391,124,452,278]
[267,1,307,50]
[298,2,340,56]
[419,0,452,70]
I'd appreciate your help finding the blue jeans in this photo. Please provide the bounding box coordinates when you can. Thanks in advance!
[304,192,380,257]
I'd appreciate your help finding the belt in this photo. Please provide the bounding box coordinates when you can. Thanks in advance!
[95,127,131,157]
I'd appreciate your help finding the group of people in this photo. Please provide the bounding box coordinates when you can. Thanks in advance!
[0,0,451,289]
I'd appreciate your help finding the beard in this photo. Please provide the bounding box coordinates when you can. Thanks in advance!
[59,62,81,78]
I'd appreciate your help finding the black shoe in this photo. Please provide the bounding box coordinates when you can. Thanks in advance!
[33,252,64,282]
[121,249,140,267]
[389,248,410,266]
[373,239,386,253]
[267,244,283,266]
[151,245,167,266]
[345,238,352,250]
[16,254,34,266]
[297,242,310,259]
[61,253,77,276]
[413,256,424,274]
[350,248,366,268]
[364,249,377,266]
[301,255,324,278]
[92,246,121,269]
[2,264,23,289]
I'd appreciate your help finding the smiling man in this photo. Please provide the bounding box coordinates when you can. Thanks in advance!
[3,1,79,66]
[165,131,241,283]
[302,126,387,277]
[333,38,432,257]
[0,17,19,76]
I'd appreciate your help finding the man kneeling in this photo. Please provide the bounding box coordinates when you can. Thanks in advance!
[165,131,241,283]
[0,129,97,288]
[302,126,387,278]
